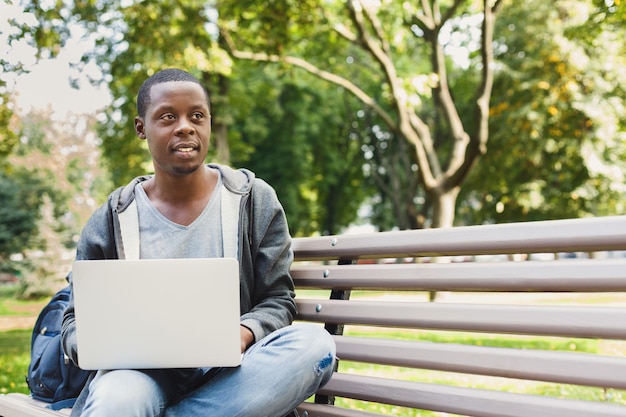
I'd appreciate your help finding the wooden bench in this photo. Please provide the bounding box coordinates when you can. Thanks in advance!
[2,215,626,417]
[292,215,626,417]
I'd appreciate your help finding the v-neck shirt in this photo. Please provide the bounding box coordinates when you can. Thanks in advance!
[133,174,223,259]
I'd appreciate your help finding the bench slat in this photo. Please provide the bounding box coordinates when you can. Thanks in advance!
[292,216,626,260]
[0,394,70,417]
[298,402,385,417]
[334,336,626,389]
[292,259,626,291]
[318,373,626,417]
[297,299,626,339]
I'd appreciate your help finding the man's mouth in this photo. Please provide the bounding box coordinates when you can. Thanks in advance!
[173,143,198,152]
[173,144,199,159]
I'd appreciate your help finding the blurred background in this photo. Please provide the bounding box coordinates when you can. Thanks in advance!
[0,0,624,297]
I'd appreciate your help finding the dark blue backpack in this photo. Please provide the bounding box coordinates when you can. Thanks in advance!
[27,285,91,409]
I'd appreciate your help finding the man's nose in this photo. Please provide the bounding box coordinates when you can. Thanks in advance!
[175,117,195,135]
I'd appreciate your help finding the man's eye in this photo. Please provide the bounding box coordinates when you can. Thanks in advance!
[192,112,204,120]
[161,114,175,120]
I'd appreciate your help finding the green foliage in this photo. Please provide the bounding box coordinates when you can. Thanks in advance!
[68,0,223,186]
[0,93,18,159]
[0,166,53,268]
[229,64,371,235]
[0,106,105,297]
[218,0,323,54]
[7,0,625,232]
[458,0,626,224]
[14,0,372,235]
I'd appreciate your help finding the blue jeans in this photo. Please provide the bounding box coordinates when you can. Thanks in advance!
[80,323,336,417]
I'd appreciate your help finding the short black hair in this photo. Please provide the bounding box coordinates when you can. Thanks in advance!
[136,68,210,118]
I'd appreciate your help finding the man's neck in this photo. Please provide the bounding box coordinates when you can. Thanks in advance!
[141,165,219,226]
[146,165,217,203]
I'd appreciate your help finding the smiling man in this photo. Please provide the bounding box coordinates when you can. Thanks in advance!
[61,68,336,417]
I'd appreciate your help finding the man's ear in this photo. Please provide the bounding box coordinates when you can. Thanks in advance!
[135,116,146,139]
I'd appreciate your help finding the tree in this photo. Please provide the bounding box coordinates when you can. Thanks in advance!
[10,0,624,234]
[0,168,46,267]
[65,0,229,185]
[0,159,67,297]
[12,0,373,236]
[219,0,505,228]
[0,106,109,296]
[227,63,372,235]
[0,92,18,159]
[458,0,626,223]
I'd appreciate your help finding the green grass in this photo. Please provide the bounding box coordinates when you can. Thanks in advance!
[0,284,42,395]
[0,328,30,395]
[0,284,46,316]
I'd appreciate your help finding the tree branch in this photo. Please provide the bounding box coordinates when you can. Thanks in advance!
[359,0,390,55]
[220,28,397,130]
[427,0,471,185]
[333,23,357,42]
[417,0,435,30]
[348,0,438,189]
[444,0,503,188]
[441,0,467,25]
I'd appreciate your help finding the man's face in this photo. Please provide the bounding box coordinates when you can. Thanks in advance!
[134,81,211,177]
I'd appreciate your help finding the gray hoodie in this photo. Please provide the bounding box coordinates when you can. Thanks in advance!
[62,163,296,374]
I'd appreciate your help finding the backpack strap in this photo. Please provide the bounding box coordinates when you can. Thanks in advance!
[118,184,240,260]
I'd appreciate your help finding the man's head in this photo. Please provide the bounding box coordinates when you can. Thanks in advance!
[136,68,210,119]
[134,68,212,177]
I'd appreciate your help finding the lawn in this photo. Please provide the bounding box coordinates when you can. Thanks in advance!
[0,328,30,395]
[0,284,44,395]
[0,285,47,317]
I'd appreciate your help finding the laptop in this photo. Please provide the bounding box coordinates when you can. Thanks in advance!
[71,258,241,371]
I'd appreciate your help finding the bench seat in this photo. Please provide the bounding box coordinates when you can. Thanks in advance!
[0,394,70,417]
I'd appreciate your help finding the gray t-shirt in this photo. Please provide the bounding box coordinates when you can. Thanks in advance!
[134,175,223,259]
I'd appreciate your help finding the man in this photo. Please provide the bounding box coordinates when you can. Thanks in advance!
[61,68,336,417]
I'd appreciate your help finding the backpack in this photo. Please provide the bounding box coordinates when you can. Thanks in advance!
[26,285,91,410]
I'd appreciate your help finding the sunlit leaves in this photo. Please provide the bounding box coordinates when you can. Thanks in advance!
[459,0,626,223]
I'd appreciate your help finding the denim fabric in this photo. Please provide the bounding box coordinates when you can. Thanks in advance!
[80,324,335,417]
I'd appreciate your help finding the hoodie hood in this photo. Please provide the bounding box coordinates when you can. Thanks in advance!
[112,164,255,214]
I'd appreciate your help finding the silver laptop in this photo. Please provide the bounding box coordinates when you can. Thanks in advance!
[71,258,241,370]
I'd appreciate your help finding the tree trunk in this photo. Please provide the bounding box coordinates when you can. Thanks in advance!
[428,187,460,302]
[212,122,230,166]
[203,73,231,166]
[430,187,460,229]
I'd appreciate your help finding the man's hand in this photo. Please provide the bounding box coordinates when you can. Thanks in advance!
[240,325,254,353]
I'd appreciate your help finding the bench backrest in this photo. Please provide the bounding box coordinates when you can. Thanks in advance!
[291,215,626,417]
